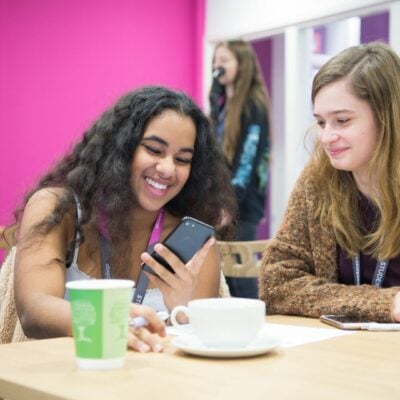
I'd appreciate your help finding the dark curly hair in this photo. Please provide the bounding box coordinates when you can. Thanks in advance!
[12,86,237,263]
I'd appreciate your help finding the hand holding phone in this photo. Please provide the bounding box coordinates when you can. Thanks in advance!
[142,216,215,275]
[133,216,214,305]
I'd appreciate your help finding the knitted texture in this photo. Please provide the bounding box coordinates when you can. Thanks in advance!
[0,247,28,343]
[259,169,396,322]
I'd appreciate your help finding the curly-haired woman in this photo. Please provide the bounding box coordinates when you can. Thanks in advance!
[7,86,236,351]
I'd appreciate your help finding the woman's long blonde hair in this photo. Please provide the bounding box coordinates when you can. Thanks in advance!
[309,42,400,259]
[214,40,270,164]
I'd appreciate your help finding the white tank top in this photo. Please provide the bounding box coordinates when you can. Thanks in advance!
[64,195,168,313]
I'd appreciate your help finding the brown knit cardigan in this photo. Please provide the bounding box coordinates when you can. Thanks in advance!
[259,169,398,322]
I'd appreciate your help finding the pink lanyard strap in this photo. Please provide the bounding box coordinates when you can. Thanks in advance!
[148,208,164,246]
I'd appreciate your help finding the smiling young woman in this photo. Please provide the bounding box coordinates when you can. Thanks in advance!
[260,42,400,323]
[313,78,379,195]
[2,86,237,350]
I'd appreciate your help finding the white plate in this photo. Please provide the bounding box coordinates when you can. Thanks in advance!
[172,334,280,358]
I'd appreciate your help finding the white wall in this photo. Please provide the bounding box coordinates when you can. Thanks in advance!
[205,0,394,40]
[204,0,399,235]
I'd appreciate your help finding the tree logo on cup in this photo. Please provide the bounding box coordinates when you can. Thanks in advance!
[71,300,96,342]
[110,302,129,340]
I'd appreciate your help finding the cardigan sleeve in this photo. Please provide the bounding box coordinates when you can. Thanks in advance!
[259,169,398,322]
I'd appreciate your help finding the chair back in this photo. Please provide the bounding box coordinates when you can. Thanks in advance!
[0,225,16,250]
[217,240,268,278]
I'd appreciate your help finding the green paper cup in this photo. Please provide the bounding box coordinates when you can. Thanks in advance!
[66,279,134,370]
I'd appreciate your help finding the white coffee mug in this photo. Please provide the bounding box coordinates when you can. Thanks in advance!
[170,298,265,348]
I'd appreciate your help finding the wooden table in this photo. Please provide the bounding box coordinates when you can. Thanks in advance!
[0,315,399,400]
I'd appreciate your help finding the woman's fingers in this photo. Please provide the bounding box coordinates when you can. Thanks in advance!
[129,304,166,336]
[187,237,215,274]
[140,237,216,311]
[127,304,166,353]
[392,291,400,321]
[127,328,164,353]
[141,237,215,284]
[141,250,179,286]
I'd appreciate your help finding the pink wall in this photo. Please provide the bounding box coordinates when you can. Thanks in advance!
[0,0,204,229]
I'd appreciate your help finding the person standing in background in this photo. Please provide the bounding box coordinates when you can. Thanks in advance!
[209,40,271,298]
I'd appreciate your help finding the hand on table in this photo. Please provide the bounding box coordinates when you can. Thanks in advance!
[392,291,400,322]
[127,304,166,353]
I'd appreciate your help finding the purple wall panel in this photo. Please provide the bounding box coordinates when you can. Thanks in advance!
[360,11,389,44]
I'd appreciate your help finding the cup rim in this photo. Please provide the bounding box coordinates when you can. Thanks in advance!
[66,279,135,290]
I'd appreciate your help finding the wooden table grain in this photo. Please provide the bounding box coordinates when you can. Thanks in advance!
[0,315,399,400]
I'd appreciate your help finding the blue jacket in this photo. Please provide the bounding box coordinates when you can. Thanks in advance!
[230,101,270,224]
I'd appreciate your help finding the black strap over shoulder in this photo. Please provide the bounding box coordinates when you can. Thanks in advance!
[100,234,112,279]
[66,191,82,268]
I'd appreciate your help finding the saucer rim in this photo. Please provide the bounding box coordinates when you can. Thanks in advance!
[171,334,280,358]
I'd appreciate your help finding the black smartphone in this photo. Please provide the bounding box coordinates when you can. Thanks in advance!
[142,216,215,275]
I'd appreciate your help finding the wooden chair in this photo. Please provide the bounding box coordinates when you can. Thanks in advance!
[217,240,268,278]
[0,225,15,250]
[0,226,9,250]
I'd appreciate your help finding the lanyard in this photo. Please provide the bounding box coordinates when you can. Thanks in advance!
[351,253,389,288]
[99,209,164,297]
[132,209,164,304]
[147,209,164,247]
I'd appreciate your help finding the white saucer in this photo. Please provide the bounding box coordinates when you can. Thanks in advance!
[172,334,280,358]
